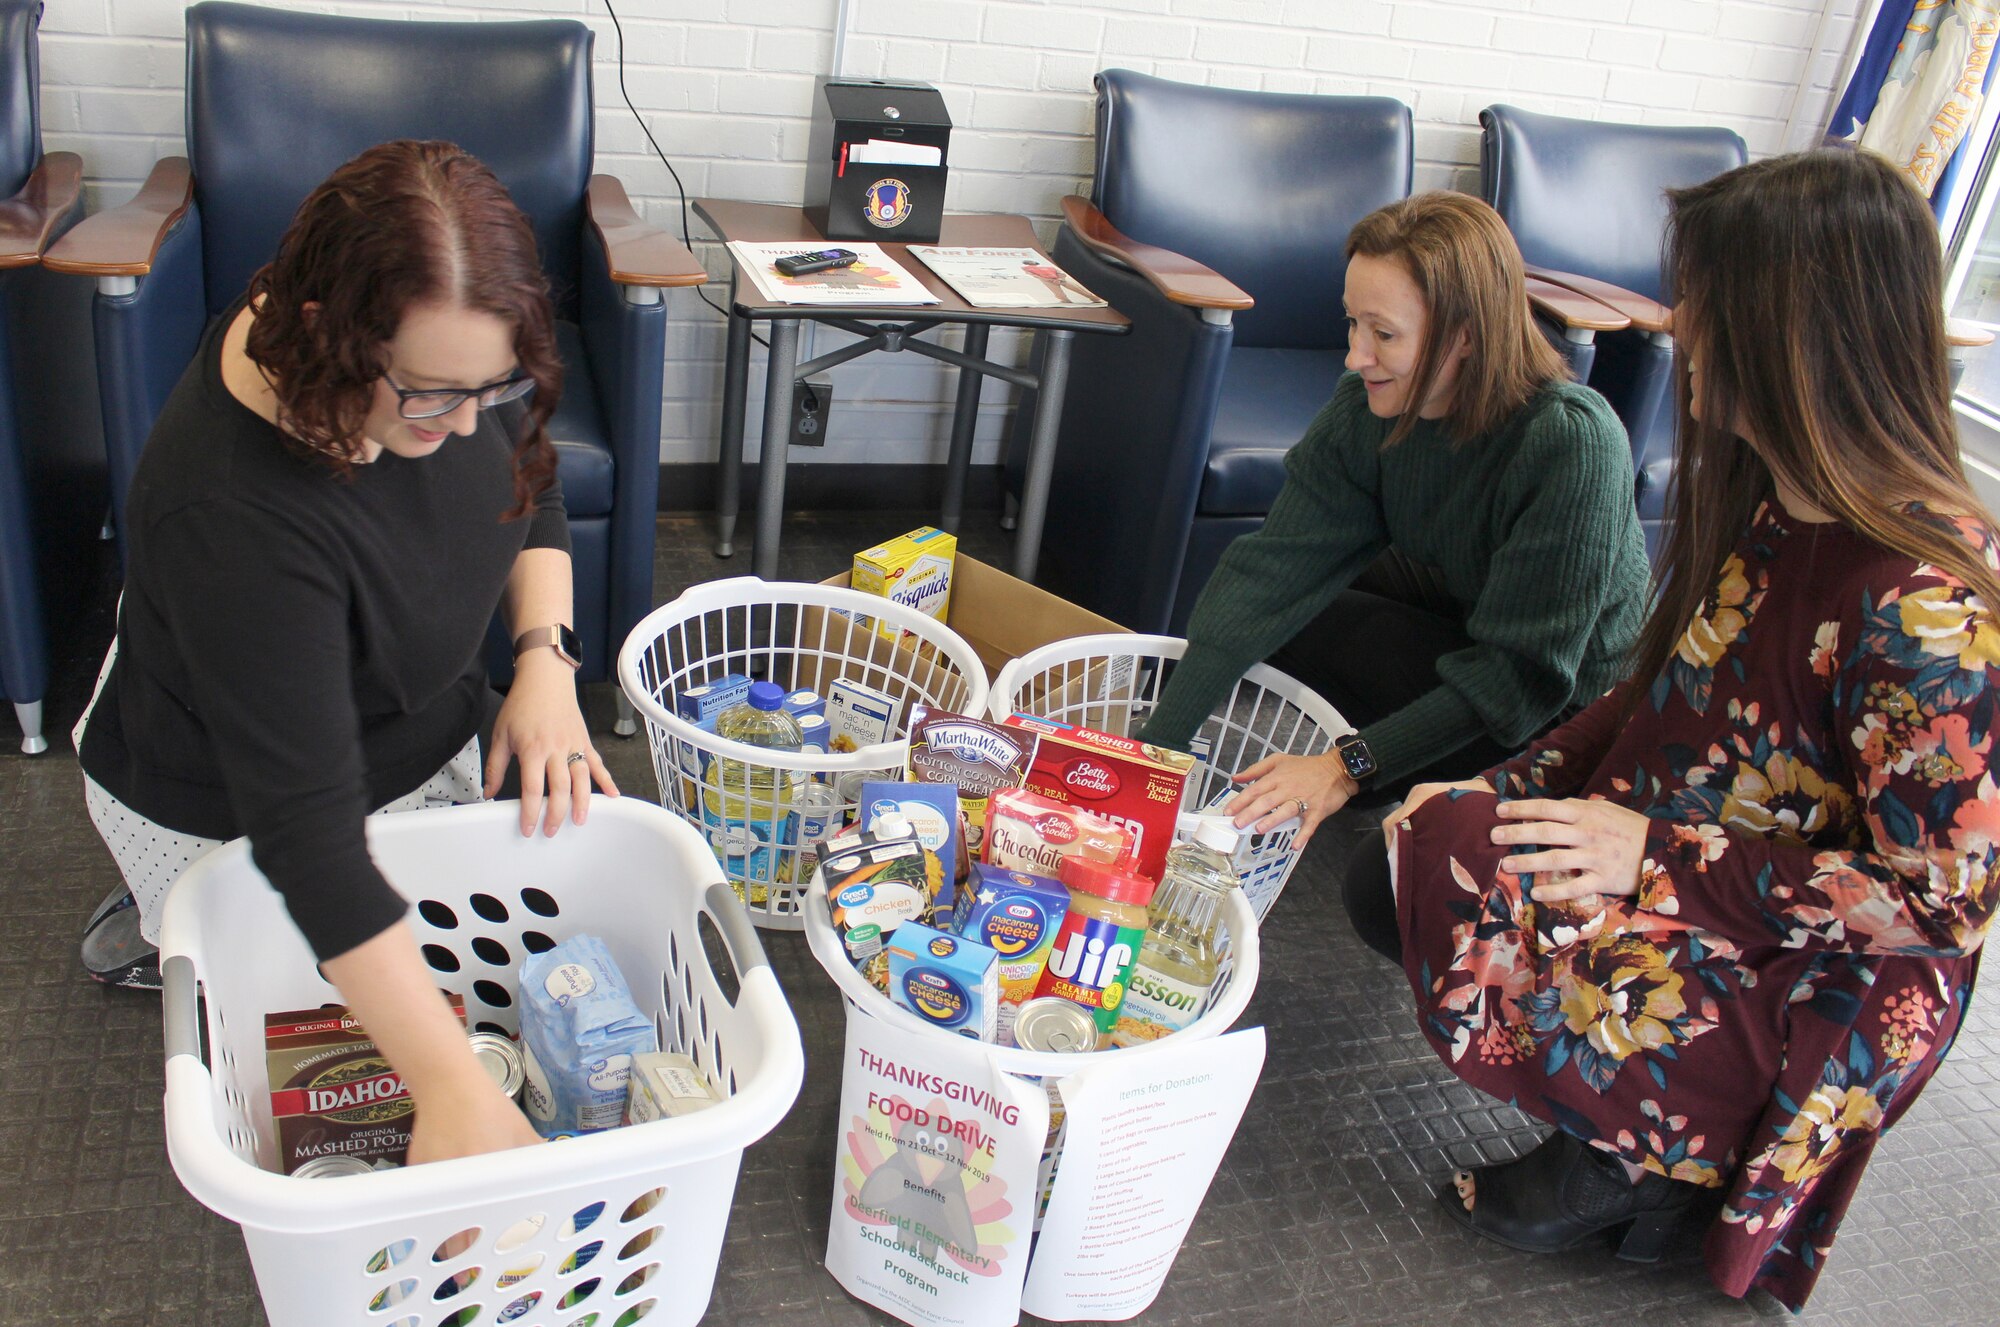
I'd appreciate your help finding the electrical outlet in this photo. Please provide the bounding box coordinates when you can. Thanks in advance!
[791,375,833,447]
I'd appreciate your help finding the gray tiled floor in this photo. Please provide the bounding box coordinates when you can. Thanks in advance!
[3,509,1996,1326]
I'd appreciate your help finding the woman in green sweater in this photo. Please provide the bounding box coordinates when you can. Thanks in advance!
[1139,192,1649,852]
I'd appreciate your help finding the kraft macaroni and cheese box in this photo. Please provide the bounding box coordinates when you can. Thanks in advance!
[851,526,956,644]
[861,780,961,913]
[954,864,1070,1046]
[675,672,751,725]
[888,921,998,1042]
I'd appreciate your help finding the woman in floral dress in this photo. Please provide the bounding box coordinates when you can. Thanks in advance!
[1345,148,2000,1309]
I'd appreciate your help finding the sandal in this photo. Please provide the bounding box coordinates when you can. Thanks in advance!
[1437,1130,1697,1264]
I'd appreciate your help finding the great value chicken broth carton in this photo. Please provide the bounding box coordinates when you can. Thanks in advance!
[1002,713,1195,882]
[850,526,956,644]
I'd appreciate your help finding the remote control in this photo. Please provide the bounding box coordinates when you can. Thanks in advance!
[775,248,860,277]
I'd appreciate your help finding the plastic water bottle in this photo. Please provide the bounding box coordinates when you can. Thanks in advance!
[1108,818,1241,1047]
[703,681,805,904]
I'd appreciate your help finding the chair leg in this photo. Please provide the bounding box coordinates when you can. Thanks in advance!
[15,700,47,755]
[1000,491,1019,531]
[613,689,637,738]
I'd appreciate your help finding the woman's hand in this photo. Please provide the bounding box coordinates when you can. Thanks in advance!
[1222,751,1354,852]
[485,650,619,837]
[1489,796,1650,901]
[1385,779,1491,846]
[407,1073,544,1167]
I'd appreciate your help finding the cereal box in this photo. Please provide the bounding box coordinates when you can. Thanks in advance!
[851,526,956,644]
[1002,713,1195,881]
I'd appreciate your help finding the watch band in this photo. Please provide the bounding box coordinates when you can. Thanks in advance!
[512,624,581,670]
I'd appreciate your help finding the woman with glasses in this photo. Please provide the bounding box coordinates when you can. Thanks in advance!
[73,140,610,1164]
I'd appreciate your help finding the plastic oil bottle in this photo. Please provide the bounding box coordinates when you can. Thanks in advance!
[704,680,805,904]
[1108,818,1241,1047]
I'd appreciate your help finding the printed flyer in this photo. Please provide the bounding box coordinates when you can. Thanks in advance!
[1021,1028,1267,1322]
[825,1002,1048,1327]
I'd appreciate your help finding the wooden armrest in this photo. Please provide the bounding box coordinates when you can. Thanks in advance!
[1525,276,1629,333]
[0,152,84,269]
[44,156,193,279]
[587,175,706,288]
[1947,316,1994,349]
[1523,264,1671,335]
[1059,195,1253,312]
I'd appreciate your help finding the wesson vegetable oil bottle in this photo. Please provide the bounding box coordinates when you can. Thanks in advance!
[703,681,804,904]
[1109,818,1240,1047]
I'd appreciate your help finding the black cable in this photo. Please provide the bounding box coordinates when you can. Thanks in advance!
[601,0,768,347]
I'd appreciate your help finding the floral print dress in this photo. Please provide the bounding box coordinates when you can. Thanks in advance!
[1392,501,1999,1309]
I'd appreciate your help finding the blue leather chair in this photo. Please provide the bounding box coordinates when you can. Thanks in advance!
[1006,71,1412,635]
[44,2,703,728]
[1479,104,1746,559]
[0,0,93,753]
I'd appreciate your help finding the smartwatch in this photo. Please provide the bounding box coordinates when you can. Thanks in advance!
[513,624,582,671]
[1335,732,1377,788]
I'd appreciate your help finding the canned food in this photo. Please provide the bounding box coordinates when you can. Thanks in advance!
[292,1155,376,1179]
[469,1031,525,1101]
[1011,997,1101,1054]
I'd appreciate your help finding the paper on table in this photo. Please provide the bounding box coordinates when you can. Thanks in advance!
[848,138,943,166]
[907,246,1107,309]
[1020,1028,1267,1322]
[727,240,940,306]
[824,1001,1046,1327]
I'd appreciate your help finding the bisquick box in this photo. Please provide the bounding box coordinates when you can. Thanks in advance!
[850,526,956,644]
[887,920,998,1041]
[954,863,1070,1045]
[1003,713,1195,882]
[265,995,465,1175]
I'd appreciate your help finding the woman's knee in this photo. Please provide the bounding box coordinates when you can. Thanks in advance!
[1341,833,1402,963]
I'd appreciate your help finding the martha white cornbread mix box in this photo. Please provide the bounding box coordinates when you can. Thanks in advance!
[849,526,956,644]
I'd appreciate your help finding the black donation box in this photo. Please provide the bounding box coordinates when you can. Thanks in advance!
[805,78,952,244]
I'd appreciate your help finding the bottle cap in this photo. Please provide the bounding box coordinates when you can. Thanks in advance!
[1060,856,1157,908]
[1192,817,1240,854]
[872,811,914,841]
[748,680,785,710]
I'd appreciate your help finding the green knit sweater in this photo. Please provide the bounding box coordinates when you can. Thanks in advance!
[1138,371,1649,783]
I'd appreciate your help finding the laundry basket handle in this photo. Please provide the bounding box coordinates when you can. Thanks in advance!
[702,881,772,981]
[163,954,202,1066]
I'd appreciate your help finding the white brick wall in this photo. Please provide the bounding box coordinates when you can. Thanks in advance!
[40,0,1861,473]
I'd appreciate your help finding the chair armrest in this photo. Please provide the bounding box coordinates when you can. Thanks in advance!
[1523,264,1671,335]
[1525,276,1629,334]
[1059,195,1253,312]
[586,174,706,288]
[1947,317,1994,349]
[0,152,84,268]
[44,157,194,279]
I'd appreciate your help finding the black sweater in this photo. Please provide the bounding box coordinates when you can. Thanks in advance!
[79,306,569,960]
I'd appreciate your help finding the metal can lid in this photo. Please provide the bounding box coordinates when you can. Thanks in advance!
[1011,997,1100,1054]
[469,1031,526,1098]
[293,1155,377,1179]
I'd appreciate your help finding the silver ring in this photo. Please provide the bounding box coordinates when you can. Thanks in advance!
[565,751,587,766]
[1292,797,1309,818]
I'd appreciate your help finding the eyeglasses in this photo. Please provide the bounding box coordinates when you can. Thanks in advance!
[382,371,536,420]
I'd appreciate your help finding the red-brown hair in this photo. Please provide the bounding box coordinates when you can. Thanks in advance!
[1344,191,1570,446]
[243,139,560,517]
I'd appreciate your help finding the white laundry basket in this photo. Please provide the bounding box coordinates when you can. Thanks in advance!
[992,634,1350,920]
[157,798,805,1327]
[618,577,991,931]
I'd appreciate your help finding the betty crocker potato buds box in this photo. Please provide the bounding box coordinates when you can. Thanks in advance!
[1001,713,1195,881]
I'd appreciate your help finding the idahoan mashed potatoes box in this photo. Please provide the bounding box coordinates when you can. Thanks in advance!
[850,526,956,644]
[1001,713,1194,882]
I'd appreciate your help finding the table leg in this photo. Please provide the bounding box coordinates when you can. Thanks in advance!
[715,291,751,558]
[753,320,800,581]
[1012,329,1073,582]
[940,322,989,531]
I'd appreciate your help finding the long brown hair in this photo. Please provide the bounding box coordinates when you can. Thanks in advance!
[1629,147,2000,692]
[1344,190,1570,446]
[243,139,560,517]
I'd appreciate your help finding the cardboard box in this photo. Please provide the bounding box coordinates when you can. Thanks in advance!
[803,555,1136,730]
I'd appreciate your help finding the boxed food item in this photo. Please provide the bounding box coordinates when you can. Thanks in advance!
[265,995,465,1175]
[954,863,1070,1046]
[887,920,998,1041]
[820,818,939,990]
[1002,713,1195,881]
[826,676,904,753]
[782,688,825,719]
[859,780,962,911]
[906,706,1034,861]
[675,672,751,725]
[623,1051,718,1124]
[984,785,1135,878]
[850,526,956,644]
[519,936,658,1137]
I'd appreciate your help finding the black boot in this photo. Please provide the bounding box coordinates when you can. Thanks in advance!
[1437,1130,1699,1263]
